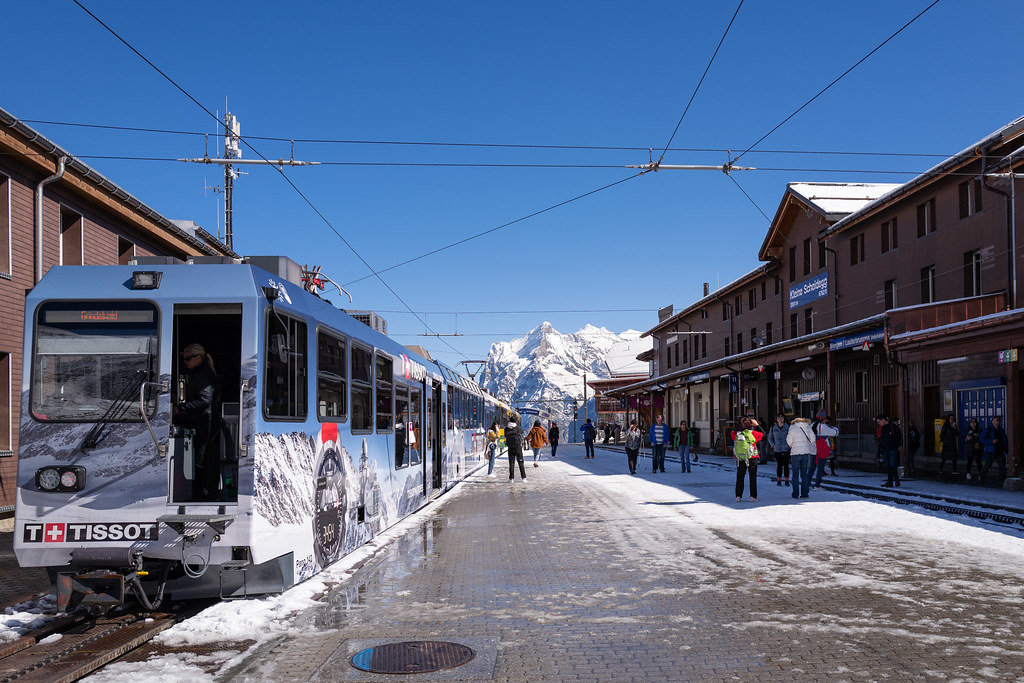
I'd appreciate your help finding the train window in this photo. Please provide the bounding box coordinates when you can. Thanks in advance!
[316,330,346,421]
[410,386,422,465]
[395,384,409,469]
[264,312,307,420]
[31,301,158,422]
[375,353,393,433]
[350,342,373,432]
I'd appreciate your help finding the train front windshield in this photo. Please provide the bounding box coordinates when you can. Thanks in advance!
[31,301,158,422]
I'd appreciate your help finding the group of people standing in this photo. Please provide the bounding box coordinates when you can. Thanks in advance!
[486,415,561,480]
[936,414,1009,485]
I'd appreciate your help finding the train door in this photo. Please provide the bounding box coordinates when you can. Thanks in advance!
[431,380,442,493]
[170,304,242,504]
[411,384,424,494]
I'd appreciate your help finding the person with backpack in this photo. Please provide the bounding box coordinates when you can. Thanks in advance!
[978,416,1009,486]
[582,418,597,459]
[812,412,839,488]
[786,417,816,499]
[877,414,903,487]
[767,414,791,486]
[485,421,499,476]
[505,413,526,481]
[731,417,763,502]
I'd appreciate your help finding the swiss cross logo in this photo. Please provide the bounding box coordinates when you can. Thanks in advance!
[44,523,65,543]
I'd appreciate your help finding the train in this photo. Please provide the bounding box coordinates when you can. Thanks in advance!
[14,255,510,613]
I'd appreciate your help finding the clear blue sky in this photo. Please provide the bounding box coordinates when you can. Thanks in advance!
[7,1,1024,365]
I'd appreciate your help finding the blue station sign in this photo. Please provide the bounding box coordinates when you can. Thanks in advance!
[789,272,829,310]
[829,327,885,351]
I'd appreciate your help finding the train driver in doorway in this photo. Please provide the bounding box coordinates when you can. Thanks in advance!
[174,343,222,500]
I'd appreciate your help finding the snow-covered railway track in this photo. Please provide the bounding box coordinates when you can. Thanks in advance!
[821,480,1024,527]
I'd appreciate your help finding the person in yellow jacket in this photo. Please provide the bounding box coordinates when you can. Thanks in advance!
[527,420,549,468]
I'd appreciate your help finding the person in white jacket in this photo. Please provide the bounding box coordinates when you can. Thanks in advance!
[786,417,816,499]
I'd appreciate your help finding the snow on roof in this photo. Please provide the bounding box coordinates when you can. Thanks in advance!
[787,182,902,221]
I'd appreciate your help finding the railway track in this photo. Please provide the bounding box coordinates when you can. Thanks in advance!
[0,601,214,683]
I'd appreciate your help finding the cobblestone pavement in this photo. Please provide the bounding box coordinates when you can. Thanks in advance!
[223,444,1024,681]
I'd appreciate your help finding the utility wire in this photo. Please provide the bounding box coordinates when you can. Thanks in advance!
[18,118,951,159]
[733,0,942,163]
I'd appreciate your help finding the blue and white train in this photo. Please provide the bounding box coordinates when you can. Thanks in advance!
[14,256,508,612]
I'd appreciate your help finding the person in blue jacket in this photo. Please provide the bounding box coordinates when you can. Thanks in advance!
[978,416,1008,486]
[649,414,670,473]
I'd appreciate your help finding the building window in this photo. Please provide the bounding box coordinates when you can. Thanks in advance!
[734,295,742,316]
[765,322,773,346]
[60,207,83,266]
[790,313,798,339]
[803,238,812,275]
[0,174,10,276]
[673,343,680,367]
[736,332,743,354]
[959,178,983,219]
[750,327,758,348]
[855,370,868,403]
[701,334,706,359]
[682,341,688,365]
[0,352,9,451]
[884,279,898,310]
[850,233,865,266]
[761,281,766,301]
[920,265,936,304]
[881,218,898,253]
[118,238,135,266]
[775,278,781,295]
[748,288,756,311]
[789,245,797,282]
[916,198,936,237]
[804,308,813,335]
[818,241,827,269]
[722,303,731,321]
[693,336,699,362]
[317,330,347,421]
[964,249,982,296]
[724,337,730,357]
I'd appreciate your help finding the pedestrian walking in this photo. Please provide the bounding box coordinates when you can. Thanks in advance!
[978,416,1008,486]
[527,420,549,467]
[649,414,670,473]
[877,414,902,487]
[731,417,762,501]
[964,417,984,480]
[812,412,838,488]
[505,413,526,481]
[673,419,694,473]
[624,420,642,475]
[767,414,791,486]
[906,418,921,478]
[583,418,597,459]
[485,421,499,476]
[786,417,816,499]
[548,421,560,458]
[938,414,960,474]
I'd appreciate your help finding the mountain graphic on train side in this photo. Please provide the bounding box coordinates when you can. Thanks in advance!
[479,322,650,427]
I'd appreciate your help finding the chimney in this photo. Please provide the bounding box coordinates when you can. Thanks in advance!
[703,282,710,297]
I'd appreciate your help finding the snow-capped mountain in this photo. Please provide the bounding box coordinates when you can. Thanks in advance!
[478,322,649,427]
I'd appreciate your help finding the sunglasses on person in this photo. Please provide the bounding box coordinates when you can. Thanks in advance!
[183,354,199,361]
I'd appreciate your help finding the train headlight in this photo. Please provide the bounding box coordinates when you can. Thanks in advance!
[35,466,86,493]
[37,468,60,490]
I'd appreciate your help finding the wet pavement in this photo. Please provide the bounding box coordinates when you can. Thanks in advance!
[225,443,1024,682]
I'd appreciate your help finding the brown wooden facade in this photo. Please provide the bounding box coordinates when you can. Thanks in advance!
[0,107,235,512]
[612,116,1024,489]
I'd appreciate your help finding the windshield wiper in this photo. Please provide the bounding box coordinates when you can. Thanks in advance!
[81,370,148,451]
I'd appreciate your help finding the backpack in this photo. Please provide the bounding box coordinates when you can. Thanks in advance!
[505,425,520,448]
[814,423,834,460]
[733,429,756,459]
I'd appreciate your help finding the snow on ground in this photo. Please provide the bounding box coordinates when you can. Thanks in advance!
[13,453,1022,681]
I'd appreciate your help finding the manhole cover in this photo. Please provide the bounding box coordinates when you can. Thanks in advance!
[351,640,475,674]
